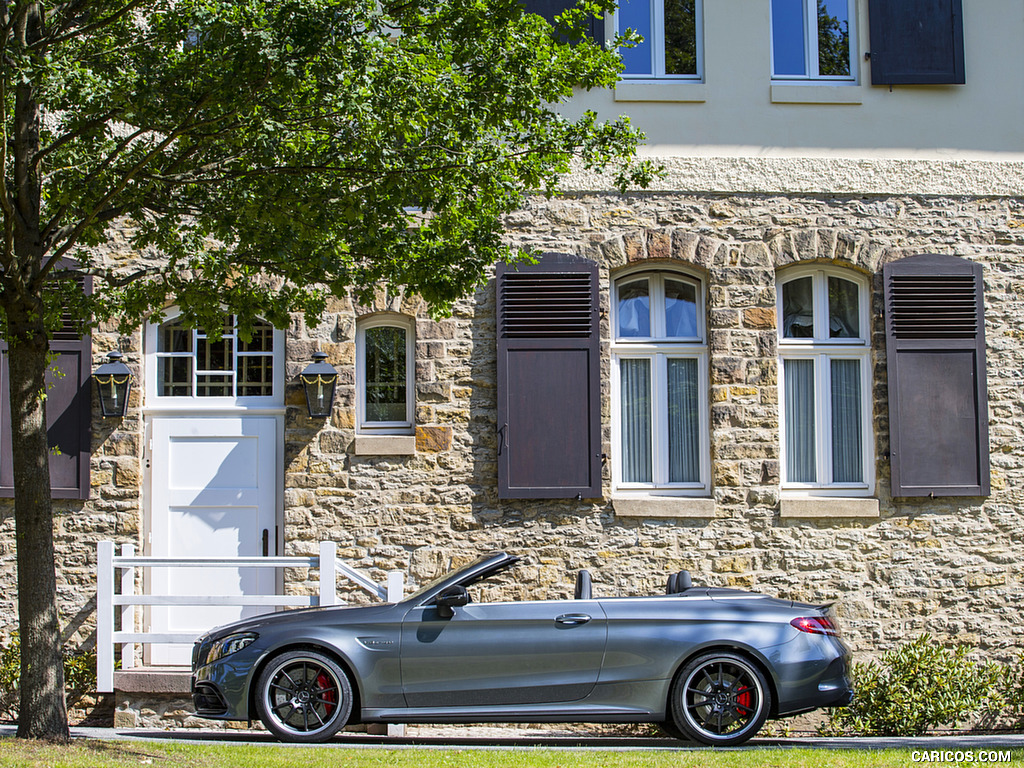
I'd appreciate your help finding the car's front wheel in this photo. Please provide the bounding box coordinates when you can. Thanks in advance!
[669,651,771,747]
[255,649,353,742]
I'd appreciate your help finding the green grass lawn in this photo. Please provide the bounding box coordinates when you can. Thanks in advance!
[2,740,1021,768]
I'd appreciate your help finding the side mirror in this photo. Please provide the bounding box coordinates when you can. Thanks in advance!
[435,585,470,619]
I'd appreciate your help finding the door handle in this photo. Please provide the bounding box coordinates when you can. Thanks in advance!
[555,613,591,626]
[262,529,269,557]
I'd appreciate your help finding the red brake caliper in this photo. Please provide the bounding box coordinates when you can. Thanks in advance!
[736,688,751,716]
[316,672,336,715]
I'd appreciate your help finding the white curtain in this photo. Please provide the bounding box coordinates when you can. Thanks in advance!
[620,359,652,482]
[784,359,816,483]
[668,358,700,483]
[831,359,863,482]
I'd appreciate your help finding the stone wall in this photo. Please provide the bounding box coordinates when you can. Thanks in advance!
[0,189,1022,713]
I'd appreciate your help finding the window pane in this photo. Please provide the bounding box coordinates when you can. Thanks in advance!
[784,359,816,482]
[782,277,814,338]
[620,359,652,483]
[365,326,407,422]
[197,374,232,397]
[197,335,233,372]
[831,359,863,482]
[237,355,274,397]
[772,0,807,76]
[619,0,654,76]
[617,279,651,338]
[238,321,274,353]
[817,0,850,76]
[158,357,192,396]
[828,276,860,338]
[667,358,700,483]
[664,0,698,76]
[159,321,192,354]
[664,279,698,337]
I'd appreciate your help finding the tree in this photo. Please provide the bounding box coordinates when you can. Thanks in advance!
[1,0,653,739]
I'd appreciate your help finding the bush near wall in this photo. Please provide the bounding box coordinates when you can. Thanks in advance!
[0,633,97,723]
[823,635,1024,736]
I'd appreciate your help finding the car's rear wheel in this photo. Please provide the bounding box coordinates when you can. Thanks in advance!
[255,650,353,742]
[669,651,770,747]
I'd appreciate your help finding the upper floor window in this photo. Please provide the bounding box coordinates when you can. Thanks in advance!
[617,0,702,80]
[356,315,415,434]
[150,313,282,403]
[772,0,855,80]
[611,270,709,495]
[778,267,872,496]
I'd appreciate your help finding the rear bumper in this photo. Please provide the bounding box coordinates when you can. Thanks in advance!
[773,634,854,716]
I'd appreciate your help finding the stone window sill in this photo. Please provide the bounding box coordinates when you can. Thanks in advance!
[353,435,416,456]
[612,497,716,518]
[615,82,707,103]
[770,84,862,104]
[780,497,880,519]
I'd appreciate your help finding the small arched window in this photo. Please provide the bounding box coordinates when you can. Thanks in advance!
[611,269,709,495]
[356,315,415,434]
[777,266,873,494]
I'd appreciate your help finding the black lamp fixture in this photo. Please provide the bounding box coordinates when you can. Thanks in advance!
[94,351,132,418]
[300,351,339,418]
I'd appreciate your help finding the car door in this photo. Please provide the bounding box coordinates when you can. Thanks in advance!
[400,600,608,708]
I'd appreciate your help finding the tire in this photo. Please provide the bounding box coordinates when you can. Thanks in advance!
[668,651,771,747]
[255,650,353,743]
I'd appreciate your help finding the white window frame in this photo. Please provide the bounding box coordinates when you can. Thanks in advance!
[144,309,285,409]
[356,314,415,435]
[777,266,873,497]
[615,0,704,81]
[770,0,857,82]
[611,268,710,496]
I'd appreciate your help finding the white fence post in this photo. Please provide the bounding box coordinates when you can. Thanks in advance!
[386,571,404,603]
[319,541,337,606]
[119,543,135,670]
[97,541,114,693]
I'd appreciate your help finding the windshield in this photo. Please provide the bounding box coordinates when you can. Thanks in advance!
[402,553,497,603]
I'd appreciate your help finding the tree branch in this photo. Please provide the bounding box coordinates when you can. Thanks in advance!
[36,0,150,51]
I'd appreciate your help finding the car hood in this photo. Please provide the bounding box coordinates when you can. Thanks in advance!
[200,602,397,642]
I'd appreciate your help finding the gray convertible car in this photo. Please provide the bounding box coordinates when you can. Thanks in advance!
[191,552,853,746]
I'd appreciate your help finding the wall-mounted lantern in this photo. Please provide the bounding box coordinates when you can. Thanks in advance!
[300,351,339,418]
[94,351,132,418]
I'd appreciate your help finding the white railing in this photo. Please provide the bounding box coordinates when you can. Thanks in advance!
[96,540,405,694]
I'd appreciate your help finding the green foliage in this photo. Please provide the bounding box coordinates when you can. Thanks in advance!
[822,634,1005,736]
[0,633,97,722]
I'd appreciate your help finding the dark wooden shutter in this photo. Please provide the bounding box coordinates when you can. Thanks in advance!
[868,0,965,85]
[0,269,93,500]
[521,0,601,41]
[884,254,988,497]
[496,253,601,499]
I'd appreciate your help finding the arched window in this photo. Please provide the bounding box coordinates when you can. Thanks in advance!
[611,269,709,495]
[149,313,281,402]
[777,266,873,494]
[356,315,415,434]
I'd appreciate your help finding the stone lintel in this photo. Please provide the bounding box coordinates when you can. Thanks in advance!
[352,435,416,456]
[114,668,192,694]
[780,498,880,519]
[612,497,717,518]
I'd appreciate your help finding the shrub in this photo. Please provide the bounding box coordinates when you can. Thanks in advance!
[0,633,98,722]
[823,634,1003,736]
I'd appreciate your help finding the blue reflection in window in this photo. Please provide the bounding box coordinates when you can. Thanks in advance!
[772,0,806,76]
[619,0,653,76]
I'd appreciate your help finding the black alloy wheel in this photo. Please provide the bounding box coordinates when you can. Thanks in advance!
[255,650,353,742]
[670,651,771,746]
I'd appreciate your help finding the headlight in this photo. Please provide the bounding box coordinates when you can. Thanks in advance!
[206,632,258,664]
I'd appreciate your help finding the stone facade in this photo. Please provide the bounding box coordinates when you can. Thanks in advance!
[1,188,1023,724]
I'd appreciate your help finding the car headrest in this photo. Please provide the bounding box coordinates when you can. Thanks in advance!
[575,569,592,600]
[667,570,692,594]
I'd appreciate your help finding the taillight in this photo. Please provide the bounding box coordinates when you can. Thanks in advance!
[791,616,838,636]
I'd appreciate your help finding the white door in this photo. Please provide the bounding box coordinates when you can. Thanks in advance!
[148,416,278,665]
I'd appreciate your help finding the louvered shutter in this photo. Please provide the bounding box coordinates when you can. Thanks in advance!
[0,268,93,500]
[521,0,602,42]
[884,254,988,497]
[496,253,601,499]
[868,0,965,85]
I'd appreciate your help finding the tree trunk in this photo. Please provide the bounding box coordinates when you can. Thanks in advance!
[9,314,69,741]
[6,2,71,742]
